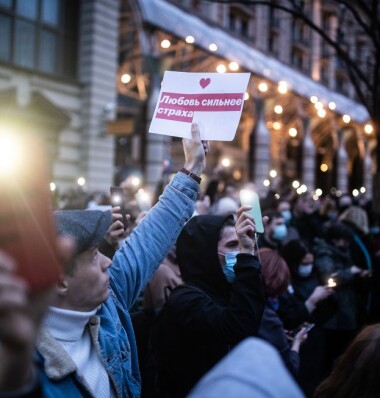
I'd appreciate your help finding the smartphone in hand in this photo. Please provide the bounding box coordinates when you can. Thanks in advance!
[289,322,315,338]
[239,189,264,233]
[110,186,128,230]
[0,135,61,289]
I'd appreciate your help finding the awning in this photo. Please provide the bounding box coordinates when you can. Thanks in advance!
[138,0,369,124]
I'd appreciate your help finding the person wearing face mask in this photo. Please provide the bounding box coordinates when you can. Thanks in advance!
[260,211,289,250]
[278,240,336,397]
[151,208,266,398]
[313,222,368,377]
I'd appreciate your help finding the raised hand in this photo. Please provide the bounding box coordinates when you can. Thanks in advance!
[182,123,210,177]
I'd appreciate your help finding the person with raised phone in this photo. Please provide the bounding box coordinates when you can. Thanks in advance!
[152,206,267,397]
[0,123,209,398]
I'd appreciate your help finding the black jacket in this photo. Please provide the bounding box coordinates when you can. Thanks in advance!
[152,215,265,398]
[313,238,358,330]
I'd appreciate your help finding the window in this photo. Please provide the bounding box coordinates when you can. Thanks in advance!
[291,47,304,70]
[229,6,252,39]
[0,0,78,78]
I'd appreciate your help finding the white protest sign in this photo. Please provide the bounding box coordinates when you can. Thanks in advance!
[149,71,250,141]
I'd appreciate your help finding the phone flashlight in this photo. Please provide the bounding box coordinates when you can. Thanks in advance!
[327,277,337,288]
[110,186,128,230]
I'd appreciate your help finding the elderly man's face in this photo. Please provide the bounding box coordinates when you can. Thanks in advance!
[63,246,112,311]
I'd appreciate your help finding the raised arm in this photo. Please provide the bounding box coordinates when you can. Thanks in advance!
[110,124,209,309]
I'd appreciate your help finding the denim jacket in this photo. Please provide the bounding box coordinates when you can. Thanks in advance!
[34,172,199,398]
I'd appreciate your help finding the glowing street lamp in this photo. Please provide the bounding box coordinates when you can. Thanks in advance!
[77,177,86,186]
[121,73,131,84]
[258,82,268,92]
[161,39,171,49]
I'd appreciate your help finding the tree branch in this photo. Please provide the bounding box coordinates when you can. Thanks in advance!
[205,0,372,91]
[330,0,379,47]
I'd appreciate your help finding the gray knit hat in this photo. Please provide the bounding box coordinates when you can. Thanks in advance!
[55,210,112,255]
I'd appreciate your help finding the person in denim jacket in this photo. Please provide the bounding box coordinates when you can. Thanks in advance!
[0,124,209,398]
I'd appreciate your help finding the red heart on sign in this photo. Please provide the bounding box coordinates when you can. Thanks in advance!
[199,78,211,89]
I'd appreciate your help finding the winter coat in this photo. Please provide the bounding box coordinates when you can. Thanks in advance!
[152,215,265,398]
[313,238,358,330]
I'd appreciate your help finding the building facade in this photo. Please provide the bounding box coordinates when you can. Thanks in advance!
[1,0,374,202]
[117,0,375,199]
[0,0,119,195]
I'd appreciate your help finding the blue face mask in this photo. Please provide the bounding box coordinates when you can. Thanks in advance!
[298,264,313,278]
[281,210,292,223]
[271,224,288,241]
[219,250,239,283]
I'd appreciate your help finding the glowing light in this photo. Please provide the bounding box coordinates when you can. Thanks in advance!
[292,180,300,189]
[273,121,282,130]
[327,278,336,288]
[328,101,336,110]
[136,189,151,208]
[320,163,328,172]
[244,92,249,101]
[300,184,307,193]
[289,128,297,137]
[342,114,351,124]
[209,43,218,51]
[229,62,239,71]
[315,188,322,196]
[360,187,366,193]
[263,179,270,187]
[315,101,323,110]
[269,169,277,178]
[111,194,122,205]
[50,182,56,192]
[352,189,359,197]
[233,169,242,180]
[0,134,23,175]
[274,105,283,114]
[121,74,131,84]
[312,194,319,201]
[161,39,171,49]
[221,158,231,167]
[310,96,318,103]
[258,82,268,92]
[275,193,280,199]
[318,109,326,118]
[278,81,288,94]
[185,35,195,44]
[131,176,141,187]
[77,177,86,186]
[216,64,226,73]
[364,124,373,134]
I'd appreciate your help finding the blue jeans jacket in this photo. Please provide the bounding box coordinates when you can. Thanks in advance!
[35,173,199,398]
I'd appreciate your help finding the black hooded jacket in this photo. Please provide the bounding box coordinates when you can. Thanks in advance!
[152,215,265,398]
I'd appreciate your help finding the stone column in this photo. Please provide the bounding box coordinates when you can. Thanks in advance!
[248,98,270,185]
[301,116,315,191]
[336,129,348,193]
[77,0,119,191]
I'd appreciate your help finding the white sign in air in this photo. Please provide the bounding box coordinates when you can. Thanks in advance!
[149,71,251,141]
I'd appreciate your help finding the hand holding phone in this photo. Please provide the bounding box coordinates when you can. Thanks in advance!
[110,186,128,230]
[288,322,315,340]
[0,134,62,290]
[239,189,264,234]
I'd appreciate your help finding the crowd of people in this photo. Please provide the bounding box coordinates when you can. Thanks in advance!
[1,123,380,398]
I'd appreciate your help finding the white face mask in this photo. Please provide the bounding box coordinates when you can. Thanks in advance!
[298,264,313,277]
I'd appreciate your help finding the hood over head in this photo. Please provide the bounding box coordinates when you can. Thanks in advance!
[176,214,233,299]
